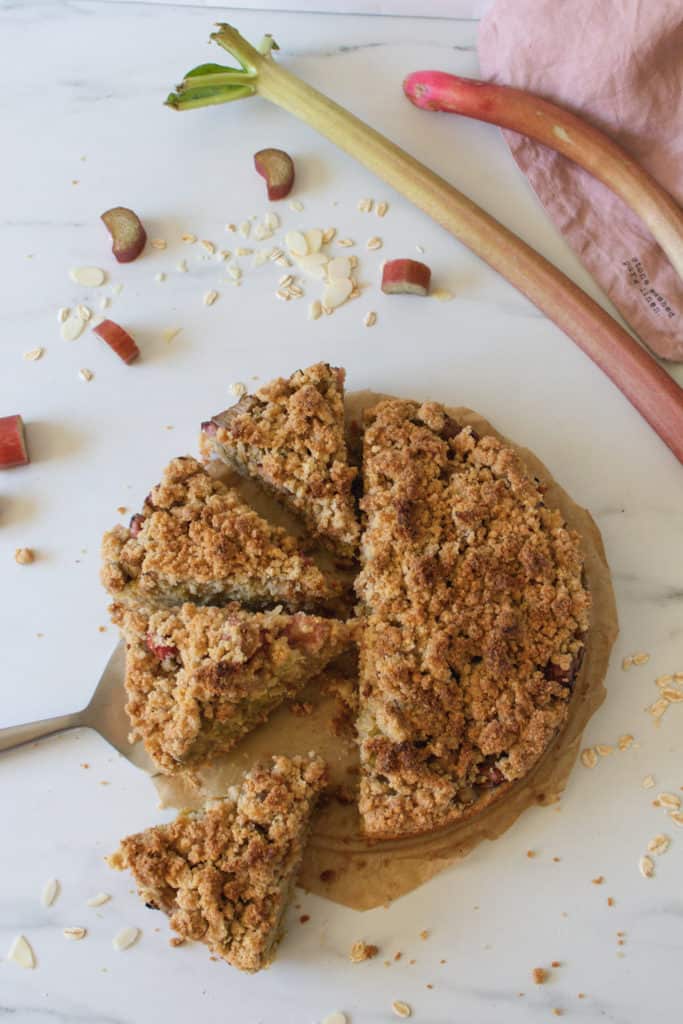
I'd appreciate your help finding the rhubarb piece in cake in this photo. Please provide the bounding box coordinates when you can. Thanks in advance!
[111,601,353,773]
[201,363,360,559]
[108,753,327,972]
[101,456,337,611]
[355,399,591,839]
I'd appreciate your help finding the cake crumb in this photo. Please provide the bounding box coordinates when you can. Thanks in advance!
[419,929,429,940]
[526,849,536,858]
[592,875,604,885]
[14,548,35,565]
[607,897,615,907]
[617,734,634,751]
[394,951,402,961]
[319,869,336,883]
[551,960,561,968]
[117,506,127,515]
[426,984,433,990]
[169,936,185,948]
[349,940,379,963]
[80,763,89,769]
[98,626,107,633]
[299,914,310,924]
[552,1010,563,1017]
[532,967,548,984]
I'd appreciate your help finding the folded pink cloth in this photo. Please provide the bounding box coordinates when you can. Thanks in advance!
[479,0,683,361]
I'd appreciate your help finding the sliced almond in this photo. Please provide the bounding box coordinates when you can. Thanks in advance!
[286,231,308,257]
[431,288,454,302]
[227,264,242,281]
[336,238,354,248]
[7,935,35,969]
[99,296,110,311]
[296,253,329,279]
[662,687,683,702]
[580,747,598,769]
[41,878,59,907]
[669,811,683,828]
[322,278,353,310]
[86,892,111,908]
[69,266,105,287]
[113,926,140,951]
[305,228,323,253]
[641,774,655,789]
[230,382,247,397]
[392,1002,412,1019]
[24,347,44,361]
[358,198,373,213]
[265,211,280,231]
[63,927,87,940]
[238,220,251,238]
[252,249,271,268]
[308,300,322,321]
[327,257,351,281]
[596,744,613,757]
[61,316,86,342]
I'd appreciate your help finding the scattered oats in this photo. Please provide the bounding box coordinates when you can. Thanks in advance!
[265,211,280,231]
[227,264,242,281]
[200,240,216,254]
[349,254,359,269]
[662,687,683,702]
[647,834,670,856]
[289,284,304,298]
[162,327,182,344]
[668,811,683,828]
[416,244,425,254]
[229,382,247,398]
[238,220,251,238]
[41,879,59,907]
[113,926,139,951]
[99,296,110,311]
[336,238,354,248]
[57,306,70,323]
[596,744,613,757]
[151,239,167,250]
[217,250,231,262]
[532,967,548,984]
[236,247,253,257]
[580,747,598,769]
[204,290,218,306]
[376,201,389,217]
[14,547,35,565]
[7,935,35,969]
[275,255,290,267]
[289,200,304,212]
[657,793,681,810]
[79,368,94,383]
[322,278,353,310]
[364,311,377,327]
[649,697,670,721]
[279,273,294,287]
[349,940,379,962]
[286,231,308,257]
[392,1002,412,1019]
[642,774,656,789]
[176,260,188,273]
[632,652,650,666]
[24,347,44,361]
[69,266,105,287]
[366,236,383,250]
[308,300,322,321]
[358,198,373,213]
[154,272,166,283]
[638,855,654,879]
[327,256,351,281]
[617,734,634,751]
[76,304,92,322]
[60,317,85,342]
[431,288,454,302]
[322,227,337,244]
[226,223,237,233]
[656,674,674,687]
[270,248,284,262]
[63,927,87,941]
[322,1015,346,1024]
[305,228,323,253]
[181,233,197,244]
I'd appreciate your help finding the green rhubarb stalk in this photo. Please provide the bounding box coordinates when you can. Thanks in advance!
[166,24,683,464]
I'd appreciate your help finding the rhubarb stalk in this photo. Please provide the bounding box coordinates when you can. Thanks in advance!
[166,25,683,463]
[403,71,683,284]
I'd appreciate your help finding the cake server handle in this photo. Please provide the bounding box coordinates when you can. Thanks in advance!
[0,709,87,754]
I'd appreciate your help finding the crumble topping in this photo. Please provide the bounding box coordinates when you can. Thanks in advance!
[108,754,327,972]
[355,399,590,838]
[101,456,337,611]
[111,601,353,773]
[203,363,360,558]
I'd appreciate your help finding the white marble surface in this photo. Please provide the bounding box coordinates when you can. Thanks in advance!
[1,3,682,1022]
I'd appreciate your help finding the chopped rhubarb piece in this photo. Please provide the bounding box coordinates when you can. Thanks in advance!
[381,258,431,296]
[101,207,147,263]
[0,414,29,469]
[253,148,295,200]
[93,320,140,364]
[145,634,179,661]
[200,419,218,436]
[129,513,145,537]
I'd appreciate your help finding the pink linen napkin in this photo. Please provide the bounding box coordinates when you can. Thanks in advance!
[478,0,683,361]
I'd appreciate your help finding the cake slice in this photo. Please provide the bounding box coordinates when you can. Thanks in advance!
[201,363,360,559]
[101,456,338,611]
[108,753,327,972]
[111,601,353,773]
[356,399,591,839]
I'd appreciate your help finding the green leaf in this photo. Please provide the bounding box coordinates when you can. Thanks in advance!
[183,62,239,79]
[165,83,255,111]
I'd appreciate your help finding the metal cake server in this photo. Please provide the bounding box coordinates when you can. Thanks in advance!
[0,642,154,772]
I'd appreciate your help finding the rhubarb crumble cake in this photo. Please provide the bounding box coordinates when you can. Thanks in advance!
[108,753,327,972]
[111,601,353,773]
[355,399,591,839]
[201,363,360,559]
[101,456,337,611]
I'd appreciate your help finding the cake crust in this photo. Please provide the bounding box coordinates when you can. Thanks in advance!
[356,399,591,839]
[108,754,327,972]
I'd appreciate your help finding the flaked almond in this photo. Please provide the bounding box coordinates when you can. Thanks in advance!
[7,935,35,969]
[305,228,323,253]
[24,347,44,361]
[41,878,59,907]
[60,316,86,342]
[656,674,674,687]
[649,698,670,720]
[265,211,280,231]
[70,266,105,287]
[322,278,353,310]
[336,238,354,248]
[86,892,111,908]
[113,926,139,951]
[327,257,351,280]
[99,296,110,311]
[358,198,373,213]
[225,223,237,233]
[669,811,683,828]
[162,327,181,343]
[632,652,650,666]
[238,220,251,238]
[14,547,34,565]
[638,855,654,878]
[286,231,308,257]
[235,247,253,257]
[308,300,322,321]
[63,927,87,940]
[662,687,683,702]
[322,1015,347,1024]
[296,253,329,279]
[176,260,188,273]
[230,382,247,397]
[617,734,634,751]
[647,834,670,856]
[596,744,613,757]
[227,264,242,281]
[203,290,218,306]
[154,272,165,283]
[252,249,271,268]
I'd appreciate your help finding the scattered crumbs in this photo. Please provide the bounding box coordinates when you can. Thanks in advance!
[552,1010,563,1017]
[642,774,655,789]
[100,296,110,311]
[384,960,391,967]
[349,940,379,963]
[116,506,127,515]
[79,368,94,383]
[392,1001,412,1019]
[289,200,304,212]
[580,747,598,768]
[622,656,633,670]
[551,960,561,968]
[578,993,586,999]
[151,239,167,250]
[439,959,446,965]
[99,780,110,786]
[225,223,237,233]
[322,1014,347,1024]
[181,233,197,244]
[376,201,389,217]
[72,179,79,185]
[299,914,310,924]
[617,734,634,751]
[638,855,655,878]
[553,856,561,863]
[200,240,216,254]
[80,763,90,769]
[63,927,87,941]
[632,652,650,666]
[169,936,186,948]
[592,876,605,885]
[416,244,425,254]
[24,347,44,361]
[203,289,218,306]
[408,959,416,966]
[162,327,182,344]
[229,381,247,398]
[419,930,429,941]
[14,547,35,565]
[322,227,337,244]
[607,897,615,907]
[532,967,548,985]
[526,850,536,859]
[596,743,613,757]
[364,310,377,327]
[431,288,454,302]
[155,272,166,283]
[176,260,188,273]
[647,834,670,856]
[426,983,433,990]
[394,952,403,961]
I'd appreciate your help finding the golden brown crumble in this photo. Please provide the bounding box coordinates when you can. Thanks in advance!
[111,601,353,773]
[532,967,548,984]
[355,400,590,838]
[101,456,338,611]
[349,940,379,962]
[202,363,360,558]
[108,753,327,972]
[14,547,35,565]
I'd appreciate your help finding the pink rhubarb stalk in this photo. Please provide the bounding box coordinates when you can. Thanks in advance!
[165,25,683,463]
[403,71,683,285]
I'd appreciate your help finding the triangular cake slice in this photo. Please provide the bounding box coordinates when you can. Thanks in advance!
[101,456,338,611]
[111,601,353,773]
[356,399,591,839]
[108,753,327,972]
[201,363,360,559]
